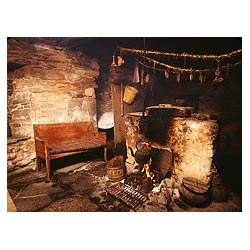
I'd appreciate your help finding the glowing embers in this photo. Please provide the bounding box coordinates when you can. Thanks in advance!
[124,158,154,194]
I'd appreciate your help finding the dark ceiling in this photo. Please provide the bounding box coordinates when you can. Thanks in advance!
[11,37,242,58]
[8,37,241,76]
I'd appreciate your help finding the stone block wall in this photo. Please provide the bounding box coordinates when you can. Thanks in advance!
[167,118,218,184]
[7,38,99,170]
[153,79,241,129]
[145,105,194,146]
[7,136,35,172]
[124,113,146,165]
[140,106,218,183]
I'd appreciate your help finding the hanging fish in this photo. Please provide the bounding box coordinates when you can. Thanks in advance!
[199,72,203,84]
[141,66,145,85]
[145,72,150,83]
[203,75,206,83]
[213,65,224,84]
[189,69,194,82]
[176,72,181,83]
[215,66,220,78]
[133,62,140,83]
[165,70,169,79]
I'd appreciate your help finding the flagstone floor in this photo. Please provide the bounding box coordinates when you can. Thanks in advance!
[7,158,242,212]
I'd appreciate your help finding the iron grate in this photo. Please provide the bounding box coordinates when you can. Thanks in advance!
[107,182,148,209]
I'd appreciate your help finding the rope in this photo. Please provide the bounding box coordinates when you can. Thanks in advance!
[118,46,242,60]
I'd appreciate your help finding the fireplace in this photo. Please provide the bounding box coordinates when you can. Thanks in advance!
[120,103,219,208]
[7,37,241,213]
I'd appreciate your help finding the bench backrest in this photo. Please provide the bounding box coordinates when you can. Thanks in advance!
[33,122,94,145]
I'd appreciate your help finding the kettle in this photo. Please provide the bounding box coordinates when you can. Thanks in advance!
[128,140,152,165]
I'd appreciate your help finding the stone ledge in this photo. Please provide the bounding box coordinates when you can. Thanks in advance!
[7,135,30,144]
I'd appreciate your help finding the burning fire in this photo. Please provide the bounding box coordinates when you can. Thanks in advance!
[141,157,152,178]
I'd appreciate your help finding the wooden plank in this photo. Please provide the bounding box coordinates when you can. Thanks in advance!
[111,84,125,145]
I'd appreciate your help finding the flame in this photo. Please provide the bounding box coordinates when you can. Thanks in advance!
[141,157,152,178]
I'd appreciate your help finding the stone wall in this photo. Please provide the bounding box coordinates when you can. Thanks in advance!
[7,136,35,172]
[96,61,113,119]
[124,113,146,166]
[152,78,241,129]
[139,106,218,183]
[145,105,194,146]
[7,38,99,170]
[167,118,218,184]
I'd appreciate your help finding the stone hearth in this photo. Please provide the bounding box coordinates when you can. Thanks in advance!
[7,160,241,212]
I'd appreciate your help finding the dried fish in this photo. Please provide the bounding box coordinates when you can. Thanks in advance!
[133,62,140,83]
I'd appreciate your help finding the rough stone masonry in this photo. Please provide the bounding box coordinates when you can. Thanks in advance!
[167,117,218,184]
[7,38,100,171]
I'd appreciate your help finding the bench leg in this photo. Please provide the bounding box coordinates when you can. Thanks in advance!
[36,157,41,171]
[104,146,107,162]
[45,157,51,180]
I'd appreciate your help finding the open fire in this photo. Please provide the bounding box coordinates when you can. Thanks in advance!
[141,157,152,178]
[139,142,152,178]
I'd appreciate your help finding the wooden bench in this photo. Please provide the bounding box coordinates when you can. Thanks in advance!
[33,122,107,180]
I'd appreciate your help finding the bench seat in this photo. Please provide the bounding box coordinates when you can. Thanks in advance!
[49,138,106,154]
[33,122,107,180]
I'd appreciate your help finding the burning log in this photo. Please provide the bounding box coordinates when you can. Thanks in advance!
[124,172,143,187]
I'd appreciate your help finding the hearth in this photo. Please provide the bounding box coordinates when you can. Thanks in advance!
[119,103,220,208]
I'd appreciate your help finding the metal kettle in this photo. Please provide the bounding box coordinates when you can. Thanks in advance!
[128,140,152,164]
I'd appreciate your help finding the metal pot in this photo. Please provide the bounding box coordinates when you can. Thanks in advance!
[128,140,152,165]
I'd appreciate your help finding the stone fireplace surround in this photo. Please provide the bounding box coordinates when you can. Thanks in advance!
[124,105,218,185]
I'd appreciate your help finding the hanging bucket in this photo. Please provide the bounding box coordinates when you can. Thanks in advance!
[123,86,138,104]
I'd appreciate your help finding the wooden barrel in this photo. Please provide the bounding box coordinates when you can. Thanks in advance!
[179,177,211,207]
[106,156,124,182]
